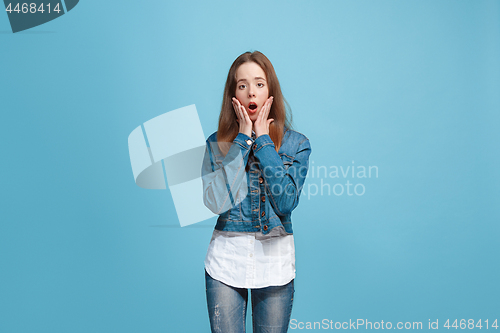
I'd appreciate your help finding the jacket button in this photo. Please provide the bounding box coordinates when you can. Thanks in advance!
[258,177,263,184]
[246,139,252,146]
[263,225,268,231]
[252,145,256,150]
[261,196,265,202]
[261,211,265,217]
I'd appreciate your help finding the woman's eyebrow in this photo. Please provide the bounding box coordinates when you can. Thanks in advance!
[237,77,266,83]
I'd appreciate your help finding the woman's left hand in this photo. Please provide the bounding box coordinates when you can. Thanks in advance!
[253,96,274,138]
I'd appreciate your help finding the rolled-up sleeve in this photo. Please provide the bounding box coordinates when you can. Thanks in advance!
[201,133,254,215]
[253,134,311,216]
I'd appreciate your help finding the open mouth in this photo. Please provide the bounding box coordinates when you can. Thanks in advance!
[248,102,257,111]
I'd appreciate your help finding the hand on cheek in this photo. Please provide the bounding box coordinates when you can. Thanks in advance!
[232,97,253,137]
[253,96,274,138]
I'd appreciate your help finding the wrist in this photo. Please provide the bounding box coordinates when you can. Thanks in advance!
[255,131,269,138]
[240,129,251,137]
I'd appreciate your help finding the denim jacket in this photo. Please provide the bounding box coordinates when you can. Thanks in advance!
[201,128,311,235]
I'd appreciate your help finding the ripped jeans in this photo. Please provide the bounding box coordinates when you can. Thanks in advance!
[205,270,294,333]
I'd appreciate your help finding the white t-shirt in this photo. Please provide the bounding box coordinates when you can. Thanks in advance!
[204,225,295,289]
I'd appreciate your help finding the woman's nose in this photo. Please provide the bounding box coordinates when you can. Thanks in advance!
[248,89,255,97]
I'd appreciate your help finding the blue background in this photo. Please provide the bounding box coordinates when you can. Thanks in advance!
[1,0,499,332]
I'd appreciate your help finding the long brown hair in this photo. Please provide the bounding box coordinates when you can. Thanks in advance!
[217,51,293,155]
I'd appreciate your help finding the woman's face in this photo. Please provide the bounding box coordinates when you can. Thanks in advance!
[234,61,269,122]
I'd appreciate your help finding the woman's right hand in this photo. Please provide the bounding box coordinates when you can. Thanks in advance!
[232,97,252,138]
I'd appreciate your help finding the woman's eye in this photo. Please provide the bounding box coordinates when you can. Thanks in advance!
[257,83,264,87]
[238,84,246,89]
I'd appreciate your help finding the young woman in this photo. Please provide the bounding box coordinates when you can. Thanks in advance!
[201,51,311,333]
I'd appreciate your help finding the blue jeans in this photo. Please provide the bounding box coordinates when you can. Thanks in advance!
[205,270,294,333]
